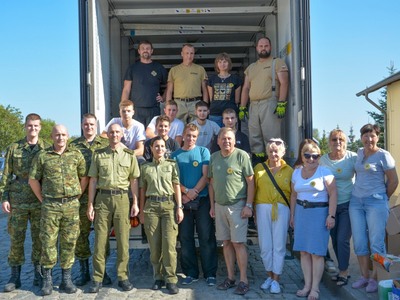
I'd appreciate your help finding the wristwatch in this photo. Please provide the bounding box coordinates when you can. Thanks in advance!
[178,205,184,210]
[329,215,335,219]
[245,203,253,210]
[184,188,189,194]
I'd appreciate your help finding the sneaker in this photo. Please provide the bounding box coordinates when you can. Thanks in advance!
[182,276,198,285]
[325,260,337,273]
[351,277,369,289]
[366,278,378,293]
[206,277,216,286]
[270,280,281,294]
[260,277,273,290]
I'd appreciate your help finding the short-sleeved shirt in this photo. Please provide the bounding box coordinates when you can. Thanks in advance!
[104,118,146,150]
[210,130,250,154]
[291,166,334,203]
[171,146,210,197]
[147,116,184,139]
[88,146,140,190]
[244,57,287,101]
[254,159,293,206]
[144,137,180,162]
[70,135,109,176]
[168,63,208,98]
[29,146,86,198]
[139,158,180,197]
[123,61,167,108]
[320,151,357,204]
[191,119,220,149]
[208,148,254,206]
[207,74,242,115]
[352,148,396,198]
[0,138,49,203]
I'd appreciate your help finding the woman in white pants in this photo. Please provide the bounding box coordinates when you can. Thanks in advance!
[254,138,293,294]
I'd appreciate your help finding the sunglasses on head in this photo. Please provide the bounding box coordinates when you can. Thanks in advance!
[268,139,283,146]
[303,153,320,160]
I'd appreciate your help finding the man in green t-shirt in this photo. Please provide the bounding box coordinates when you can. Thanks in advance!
[208,127,254,295]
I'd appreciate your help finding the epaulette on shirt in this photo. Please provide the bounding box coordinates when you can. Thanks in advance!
[123,148,136,155]
[166,158,177,164]
[94,147,109,154]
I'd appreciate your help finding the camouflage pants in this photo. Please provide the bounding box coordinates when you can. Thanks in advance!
[7,205,42,266]
[75,198,92,260]
[40,198,80,269]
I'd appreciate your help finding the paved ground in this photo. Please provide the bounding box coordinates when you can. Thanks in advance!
[0,211,377,299]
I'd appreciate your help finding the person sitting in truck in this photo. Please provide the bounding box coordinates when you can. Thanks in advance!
[101,100,146,157]
[190,101,220,150]
[165,43,208,124]
[146,100,184,145]
[143,115,180,162]
[121,40,168,128]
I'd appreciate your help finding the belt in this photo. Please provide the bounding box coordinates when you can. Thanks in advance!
[296,199,328,209]
[147,195,174,202]
[174,97,201,102]
[47,196,78,203]
[98,189,128,195]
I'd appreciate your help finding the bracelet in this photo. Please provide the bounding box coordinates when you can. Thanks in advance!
[329,215,335,219]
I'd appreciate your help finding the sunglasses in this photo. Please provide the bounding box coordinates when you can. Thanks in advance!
[331,138,345,142]
[268,139,283,146]
[304,153,320,160]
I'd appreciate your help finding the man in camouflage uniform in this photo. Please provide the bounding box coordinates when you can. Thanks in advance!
[29,125,87,296]
[69,113,111,286]
[0,113,48,292]
[87,123,140,293]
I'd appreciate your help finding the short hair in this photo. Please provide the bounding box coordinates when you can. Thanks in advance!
[218,127,235,138]
[360,123,380,136]
[256,36,272,47]
[150,135,165,147]
[214,52,232,73]
[119,100,134,109]
[156,115,171,126]
[222,108,237,117]
[25,113,41,124]
[165,100,178,108]
[195,100,209,109]
[184,123,199,134]
[266,138,286,155]
[328,129,348,150]
[138,40,153,49]
[182,43,195,50]
[82,113,97,122]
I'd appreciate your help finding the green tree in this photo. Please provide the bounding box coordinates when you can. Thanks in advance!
[40,118,57,145]
[0,105,24,152]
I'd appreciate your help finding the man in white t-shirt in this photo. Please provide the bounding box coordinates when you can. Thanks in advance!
[101,100,146,156]
[191,101,220,150]
[146,100,184,145]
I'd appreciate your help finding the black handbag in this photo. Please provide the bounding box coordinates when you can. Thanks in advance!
[183,197,200,211]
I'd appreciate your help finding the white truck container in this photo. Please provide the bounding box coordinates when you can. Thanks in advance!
[78,0,313,248]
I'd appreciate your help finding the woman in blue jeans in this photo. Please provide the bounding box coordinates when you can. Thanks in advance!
[349,124,398,293]
[320,129,357,286]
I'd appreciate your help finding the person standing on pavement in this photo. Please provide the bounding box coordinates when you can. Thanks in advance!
[166,43,208,123]
[254,138,293,294]
[0,113,49,292]
[139,136,183,294]
[121,40,168,127]
[171,124,218,286]
[69,113,112,287]
[86,123,140,293]
[29,125,87,296]
[239,37,289,163]
[209,127,254,295]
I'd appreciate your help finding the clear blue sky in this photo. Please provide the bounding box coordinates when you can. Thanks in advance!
[1,1,400,138]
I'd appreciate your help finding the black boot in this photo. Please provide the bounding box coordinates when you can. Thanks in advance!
[41,268,53,296]
[4,265,21,292]
[33,263,43,287]
[75,259,90,286]
[59,268,77,294]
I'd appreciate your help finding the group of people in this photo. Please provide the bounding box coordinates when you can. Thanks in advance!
[1,34,397,300]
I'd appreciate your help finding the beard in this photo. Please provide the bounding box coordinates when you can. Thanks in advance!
[258,50,271,58]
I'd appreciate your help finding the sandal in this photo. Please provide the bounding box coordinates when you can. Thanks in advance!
[337,276,349,286]
[307,289,320,300]
[233,281,249,295]
[331,274,351,281]
[217,278,236,290]
[296,288,311,297]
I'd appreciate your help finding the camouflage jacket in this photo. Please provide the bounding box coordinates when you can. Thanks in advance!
[29,146,86,198]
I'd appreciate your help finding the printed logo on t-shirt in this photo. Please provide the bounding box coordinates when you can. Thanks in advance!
[151,71,158,77]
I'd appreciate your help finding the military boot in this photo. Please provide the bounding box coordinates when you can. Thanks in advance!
[59,268,77,294]
[4,265,21,292]
[33,263,43,287]
[75,259,90,286]
[41,268,53,296]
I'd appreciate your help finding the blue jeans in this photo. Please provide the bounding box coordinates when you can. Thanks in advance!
[349,193,389,256]
[179,196,218,278]
[330,202,352,271]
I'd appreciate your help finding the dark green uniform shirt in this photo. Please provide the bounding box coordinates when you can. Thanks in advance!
[0,138,49,203]
[29,146,86,198]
